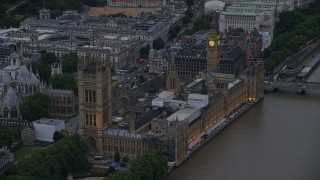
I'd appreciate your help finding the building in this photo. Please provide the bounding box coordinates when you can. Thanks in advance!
[0,42,17,64]
[173,35,243,78]
[76,26,265,165]
[78,52,112,155]
[0,8,184,70]
[174,45,207,77]
[166,60,181,98]
[45,88,78,119]
[21,127,35,145]
[103,0,161,7]
[148,49,169,74]
[205,0,226,14]
[33,118,65,142]
[222,28,263,66]
[0,87,20,119]
[0,53,42,119]
[218,0,314,48]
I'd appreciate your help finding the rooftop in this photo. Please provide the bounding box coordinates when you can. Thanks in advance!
[167,107,201,123]
[135,108,162,130]
[228,79,242,89]
[34,118,64,125]
[221,11,263,16]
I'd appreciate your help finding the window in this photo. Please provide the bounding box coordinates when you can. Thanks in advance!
[3,107,9,118]
[85,90,88,102]
[85,89,96,103]
[11,107,18,118]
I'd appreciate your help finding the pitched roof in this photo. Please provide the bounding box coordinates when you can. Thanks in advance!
[0,71,12,84]
[3,87,20,105]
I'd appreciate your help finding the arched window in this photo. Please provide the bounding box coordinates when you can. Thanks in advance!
[11,107,18,118]
[3,107,9,118]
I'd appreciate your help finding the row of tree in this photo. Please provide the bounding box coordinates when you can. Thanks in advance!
[181,14,213,36]
[105,150,168,180]
[0,0,100,28]
[263,0,320,72]
[3,135,90,180]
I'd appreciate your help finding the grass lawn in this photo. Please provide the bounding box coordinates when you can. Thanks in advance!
[14,146,41,161]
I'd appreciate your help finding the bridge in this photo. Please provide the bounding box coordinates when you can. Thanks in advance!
[264,81,320,95]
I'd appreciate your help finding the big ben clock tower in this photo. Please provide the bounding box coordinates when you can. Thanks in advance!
[207,34,220,73]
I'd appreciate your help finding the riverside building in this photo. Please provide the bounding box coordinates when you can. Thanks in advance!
[78,28,264,165]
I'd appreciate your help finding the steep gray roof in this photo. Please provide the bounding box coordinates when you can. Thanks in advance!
[0,72,12,84]
[15,65,39,83]
[3,87,20,105]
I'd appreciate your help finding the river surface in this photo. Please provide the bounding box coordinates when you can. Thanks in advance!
[166,93,320,180]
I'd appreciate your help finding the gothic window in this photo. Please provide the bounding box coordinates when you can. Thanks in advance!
[170,78,175,89]
[3,107,9,118]
[92,90,96,103]
[86,113,89,125]
[89,90,92,102]
[85,89,96,103]
[89,114,92,125]
[85,90,88,102]
[93,114,96,126]
[11,107,18,118]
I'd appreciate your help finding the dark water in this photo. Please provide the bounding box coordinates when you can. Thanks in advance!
[166,93,320,180]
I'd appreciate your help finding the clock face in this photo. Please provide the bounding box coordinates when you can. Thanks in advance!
[209,40,215,47]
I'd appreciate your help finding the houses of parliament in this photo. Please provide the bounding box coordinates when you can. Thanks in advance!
[78,31,264,165]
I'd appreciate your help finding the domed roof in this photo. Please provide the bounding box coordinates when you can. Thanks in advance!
[2,87,20,105]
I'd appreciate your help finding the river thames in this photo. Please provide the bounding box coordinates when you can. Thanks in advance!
[166,93,320,180]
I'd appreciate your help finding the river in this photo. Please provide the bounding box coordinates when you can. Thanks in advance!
[166,93,320,180]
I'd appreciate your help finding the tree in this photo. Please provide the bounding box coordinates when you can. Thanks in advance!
[19,93,51,121]
[9,135,90,180]
[109,13,127,18]
[31,62,51,84]
[53,131,64,142]
[105,150,167,180]
[168,25,182,39]
[61,52,78,73]
[140,44,151,58]
[49,74,77,93]
[185,0,194,6]
[114,151,120,162]
[192,15,213,32]
[122,156,129,164]
[41,52,56,65]
[0,125,16,148]
[107,166,115,175]
[152,38,165,50]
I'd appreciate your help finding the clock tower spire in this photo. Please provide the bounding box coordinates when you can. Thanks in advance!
[207,34,220,73]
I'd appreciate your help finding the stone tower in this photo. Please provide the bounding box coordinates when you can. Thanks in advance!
[78,53,112,155]
[245,61,264,100]
[207,34,220,73]
[166,58,180,98]
[39,9,50,20]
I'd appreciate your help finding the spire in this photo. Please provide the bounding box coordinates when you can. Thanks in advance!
[29,63,33,72]
[36,68,39,78]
